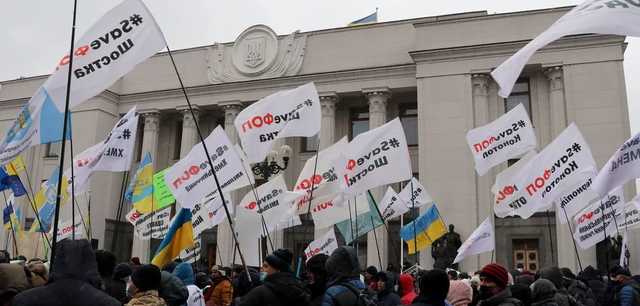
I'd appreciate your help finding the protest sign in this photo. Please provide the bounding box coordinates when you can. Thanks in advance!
[304,228,339,262]
[593,132,640,196]
[311,193,370,229]
[616,201,640,230]
[50,215,86,241]
[492,151,536,218]
[573,194,620,250]
[235,82,321,163]
[126,206,170,240]
[453,217,495,264]
[492,0,640,97]
[239,174,301,234]
[165,126,253,209]
[378,187,409,221]
[398,177,433,208]
[180,239,201,264]
[555,176,599,224]
[466,104,537,175]
[152,169,176,208]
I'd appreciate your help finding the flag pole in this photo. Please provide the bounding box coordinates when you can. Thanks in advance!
[50,0,78,267]
[2,191,19,257]
[165,45,251,281]
[366,190,399,270]
[7,163,51,248]
[400,214,404,270]
[347,199,355,245]
[87,191,92,241]
[304,136,322,215]
[545,210,555,263]
[370,215,382,271]
[354,196,359,259]
[410,179,418,265]
[111,171,129,252]
[601,204,610,275]
[561,206,583,272]
[237,160,275,253]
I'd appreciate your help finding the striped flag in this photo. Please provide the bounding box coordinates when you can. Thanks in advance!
[151,208,194,268]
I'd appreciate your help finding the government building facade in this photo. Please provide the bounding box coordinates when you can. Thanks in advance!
[0,6,637,273]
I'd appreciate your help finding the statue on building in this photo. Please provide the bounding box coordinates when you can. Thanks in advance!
[432,224,463,270]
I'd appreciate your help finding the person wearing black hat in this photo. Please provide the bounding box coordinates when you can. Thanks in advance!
[236,248,310,306]
[126,264,167,306]
[608,265,640,306]
[306,254,329,306]
[410,269,449,306]
[376,271,401,306]
[364,266,379,291]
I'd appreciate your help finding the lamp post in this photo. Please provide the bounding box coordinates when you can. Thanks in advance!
[251,145,292,181]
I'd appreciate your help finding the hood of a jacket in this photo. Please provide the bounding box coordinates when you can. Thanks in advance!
[113,263,132,280]
[578,265,601,282]
[531,279,557,302]
[0,263,30,296]
[538,267,564,290]
[325,246,360,282]
[264,272,310,304]
[378,272,396,297]
[50,239,101,285]
[399,273,415,296]
[172,262,194,286]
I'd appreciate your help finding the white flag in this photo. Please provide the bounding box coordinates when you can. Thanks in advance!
[492,151,536,218]
[0,0,165,164]
[235,82,321,163]
[50,215,86,241]
[293,137,347,214]
[191,202,215,239]
[311,193,370,229]
[165,126,253,209]
[573,196,620,250]
[492,1,640,97]
[304,228,339,262]
[210,198,234,227]
[234,202,262,267]
[180,239,201,264]
[398,177,433,208]
[513,123,597,217]
[65,107,139,192]
[555,176,600,224]
[466,104,537,175]
[335,118,412,195]
[125,206,170,240]
[620,231,629,268]
[616,200,640,230]
[379,187,409,221]
[593,132,640,196]
[453,217,495,264]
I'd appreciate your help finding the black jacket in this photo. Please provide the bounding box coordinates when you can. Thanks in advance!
[479,287,523,306]
[377,272,401,306]
[236,271,310,306]
[12,239,120,306]
[410,295,447,306]
[159,271,189,306]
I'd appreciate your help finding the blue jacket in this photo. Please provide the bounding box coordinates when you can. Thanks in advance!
[617,280,639,306]
[322,278,366,306]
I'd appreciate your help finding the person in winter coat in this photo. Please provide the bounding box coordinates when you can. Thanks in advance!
[399,273,418,305]
[530,279,559,306]
[609,265,640,306]
[0,263,31,306]
[410,269,449,306]
[12,239,121,306]
[113,263,134,304]
[237,248,310,306]
[477,263,522,306]
[26,259,48,287]
[173,262,206,306]
[126,264,167,306]
[96,250,120,299]
[448,280,473,306]
[207,266,233,306]
[195,272,212,302]
[306,254,330,306]
[159,271,189,306]
[559,268,595,306]
[365,266,379,291]
[375,271,401,306]
[577,266,606,306]
[322,246,370,306]
[537,267,579,306]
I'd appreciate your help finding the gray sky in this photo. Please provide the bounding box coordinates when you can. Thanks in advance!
[1,0,638,132]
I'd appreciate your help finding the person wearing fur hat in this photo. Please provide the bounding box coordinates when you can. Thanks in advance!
[477,263,522,306]
[126,264,167,306]
[236,248,310,306]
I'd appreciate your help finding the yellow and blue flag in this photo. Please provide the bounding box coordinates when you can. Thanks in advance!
[400,204,447,254]
[3,193,24,240]
[30,167,69,232]
[151,208,194,268]
[335,191,385,244]
[0,157,27,197]
[348,10,378,26]
[128,152,156,214]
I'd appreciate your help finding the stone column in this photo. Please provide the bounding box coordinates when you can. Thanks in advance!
[314,92,338,239]
[217,101,243,266]
[177,106,200,158]
[131,110,160,262]
[364,87,390,269]
[472,74,493,272]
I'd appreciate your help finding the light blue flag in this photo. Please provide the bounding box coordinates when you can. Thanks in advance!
[348,11,378,26]
[335,191,384,244]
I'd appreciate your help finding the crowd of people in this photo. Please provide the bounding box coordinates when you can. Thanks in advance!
[0,239,638,306]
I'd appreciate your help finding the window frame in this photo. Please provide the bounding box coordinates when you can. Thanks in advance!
[349,107,370,140]
[399,103,419,147]
[45,142,61,158]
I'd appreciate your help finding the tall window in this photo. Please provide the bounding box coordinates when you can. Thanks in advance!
[399,104,418,146]
[350,108,369,140]
[504,79,531,116]
[45,142,61,158]
[173,119,183,160]
[301,135,319,152]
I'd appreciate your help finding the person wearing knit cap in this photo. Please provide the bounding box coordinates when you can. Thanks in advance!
[126,264,167,306]
[236,248,310,306]
[477,263,522,306]
[447,280,473,306]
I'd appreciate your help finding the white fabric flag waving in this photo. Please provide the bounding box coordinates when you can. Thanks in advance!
[492,1,640,97]
[573,196,619,250]
[304,228,339,262]
[0,0,165,165]
[453,217,495,264]
[336,118,412,195]
[398,177,433,208]
[592,132,640,196]
[165,126,254,209]
[513,123,597,217]
[466,104,537,175]
[234,82,321,163]
[311,193,370,229]
[379,187,409,221]
[65,107,139,192]
[492,151,536,218]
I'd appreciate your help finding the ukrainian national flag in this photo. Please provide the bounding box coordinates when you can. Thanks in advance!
[400,204,447,255]
[30,167,69,232]
[151,208,194,268]
[0,157,27,197]
[348,10,378,26]
[129,152,155,213]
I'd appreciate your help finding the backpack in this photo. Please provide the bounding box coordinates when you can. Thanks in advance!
[330,282,377,306]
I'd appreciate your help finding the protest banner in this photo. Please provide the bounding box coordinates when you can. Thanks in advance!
[152,168,176,208]
[573,194,620,250]
[616,201,640,230]
[234,203,262,266]
[235,82,321,163]
[378,187,409,221]
[165,126,253,209]
[398,177,433,208]
[126,206,170,240]
[336,118,412,195]
[294,137,347,214]
[191,201,215,239]
[593,132,640,196]
[50,215,86,241]
[180,239,202,264]
[311,193,370,229]
[555,176,599,224]
[492,0,640,97]
[0,0,165,164]
[492,151,536,218]
[466,104,537,175]
[304,228,339,262]
[513,123,597,218]
[453,217,495,264]
[210,197,234,227]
